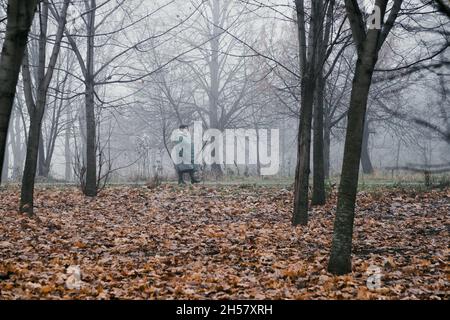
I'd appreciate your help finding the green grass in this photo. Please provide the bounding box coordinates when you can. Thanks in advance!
[3,172,448,193]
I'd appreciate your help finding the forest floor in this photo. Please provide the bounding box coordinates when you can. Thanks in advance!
[0,184,448,299]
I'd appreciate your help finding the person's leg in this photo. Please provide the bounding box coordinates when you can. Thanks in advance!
[189,169,200,184]
[178,171,186,185]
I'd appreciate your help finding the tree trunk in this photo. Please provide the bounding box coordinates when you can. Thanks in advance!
[207,0,223,179]
[38,135,46,176]
[312,73,326,205]
[281,121,286,176]
[292,0,322,225]
[0,0,38,185]
[312,0,333,203]
[327,56,378,275]
[12,108,23,179]
[256,127,261,176]
[361,119,374,174]
[83,0,98,197]
[20,112,43,214]
[209,0,220,131]
[65,115,72,182]
[2,140,9,182]
[327,0,402,275]
[293,78,315,225]
[22,48,48,178]
[20,0,69,215]
[84,80,97,196]
[20,1,49,215]
[324,121,331,179]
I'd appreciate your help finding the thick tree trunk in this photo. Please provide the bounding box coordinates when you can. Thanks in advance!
[361,119,374,174]
[312,74,326,205]
[0,0,38,185]
[328,57,377,275]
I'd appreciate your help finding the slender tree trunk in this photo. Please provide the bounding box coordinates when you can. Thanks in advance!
[64,108,73,181]
[38,135,46,176]
[0,0,38,185]
[361,119,374,174]
[312,0,333,203]
[327,56,378,275]
[2,140,9,182]
[36,3,48,179]
[327,0,402,275]
[12,109,23,179]
[293,77,315,225]
[256,126,261,176]
[395,140,401,168]
[65,114,72,182]
[42,149,52,177]
[21,1,50,215]
[312,73,326,205]
[20,0,69,215]
[22,49,48,179]
[20,112,44,214]
[83,0,98,196]
[293,0,321,225]
[208,0,223,178]
[324,122,331,179]
[84,80,97,196]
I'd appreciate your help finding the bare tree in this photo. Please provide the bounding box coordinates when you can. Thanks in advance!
[292,0,326,225]
[20,0,70,215]
[328,0,404,275]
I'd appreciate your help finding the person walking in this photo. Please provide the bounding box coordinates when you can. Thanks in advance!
[175,124,200,185]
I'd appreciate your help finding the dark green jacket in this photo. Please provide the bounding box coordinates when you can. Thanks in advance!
[175,134,195,172]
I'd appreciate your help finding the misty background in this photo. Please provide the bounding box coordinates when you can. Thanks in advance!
[0,0,448,184]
